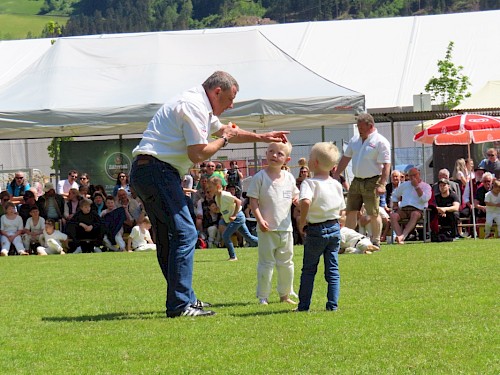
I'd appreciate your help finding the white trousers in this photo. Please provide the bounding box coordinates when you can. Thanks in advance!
[256,231,294,299]
[1,234,25,254]
[37,239,64,255]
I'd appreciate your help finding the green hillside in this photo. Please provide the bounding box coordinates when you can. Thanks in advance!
[0,0,68,40]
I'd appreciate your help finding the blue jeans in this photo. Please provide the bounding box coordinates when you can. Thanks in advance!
[298,221,340,311]
[130,157,198,314]
[222,211,258,258]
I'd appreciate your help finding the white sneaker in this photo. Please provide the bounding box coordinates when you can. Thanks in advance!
[93,246,102,253]
[259,298,268,305]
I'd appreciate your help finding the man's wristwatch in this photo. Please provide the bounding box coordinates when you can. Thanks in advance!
[221,136,229,147]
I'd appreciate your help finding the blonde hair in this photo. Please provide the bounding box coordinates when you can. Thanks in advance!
[452,158,467,180]
[268,140,292,157]
[310,142,339,171]
[208,176,223,187]
[140,216,151,225]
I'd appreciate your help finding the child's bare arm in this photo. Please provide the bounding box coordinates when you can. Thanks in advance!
[250,197,269,232]
[299,199,311,235]
[127,236,132,252]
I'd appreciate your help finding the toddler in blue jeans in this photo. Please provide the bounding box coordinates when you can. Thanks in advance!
[207,176,258,261]
[296,142,346,312]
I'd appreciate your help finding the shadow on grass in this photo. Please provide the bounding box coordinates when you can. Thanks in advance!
[234,309,294,317]
[42,310,164,322]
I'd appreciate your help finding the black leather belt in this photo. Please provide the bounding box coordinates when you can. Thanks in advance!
[307,219,338,227]
[134,154,159,165]
[354,175,380,180]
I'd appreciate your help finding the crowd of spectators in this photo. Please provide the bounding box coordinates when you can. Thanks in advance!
[0,171,151,256]
[2,146,499,256]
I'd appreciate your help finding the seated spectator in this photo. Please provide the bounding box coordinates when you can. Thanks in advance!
[101,195,127,252]
[432,178,460,239]
[390,168,432,244]
[1,202,28,256]
[484,179,500,238]
[113,172,131,197]
[92,192,106,216]
[0,191,11,216]
[474,172,494,220]
[57,170,79,199]
[203,200,221,248]
[38,183,65,225]
[473,167,486,188]
[295,159,310,188]
[63,188,81,225]
[432,169,461,202]
[36,219,68,255]
[200,162,227,189]
[116,188,144,234]
[214,163,226,180]
[7,171,31,205]
[66,198,103,253]
[22,206,45,252]
[477,148,500,179]
[18,190,46,225]
[127,216,156,252]
[78,173,96,197]
[93,184,107,197]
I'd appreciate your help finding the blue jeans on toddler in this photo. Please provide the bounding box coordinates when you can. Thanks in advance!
[221,211,258,259]
[297,220,340,311]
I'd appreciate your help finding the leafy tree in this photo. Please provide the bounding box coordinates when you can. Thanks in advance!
[48,137,73,171]
[41,20,63,38]
[424,41,471,109]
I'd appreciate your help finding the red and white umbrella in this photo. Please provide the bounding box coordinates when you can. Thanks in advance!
[414,113,500,239]
[414,113,500,145]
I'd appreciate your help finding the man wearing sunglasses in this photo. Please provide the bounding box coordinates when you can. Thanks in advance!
[7,171,31,204]
[478,148,500,179]
[57,170,79,199]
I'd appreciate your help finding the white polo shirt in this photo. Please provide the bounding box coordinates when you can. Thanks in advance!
[344,130,391,178]
[133,86,222,176]
[299,177,345,224]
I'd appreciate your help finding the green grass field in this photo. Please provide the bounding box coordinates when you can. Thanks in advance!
[0,0,68,40]
[1,240,498,374]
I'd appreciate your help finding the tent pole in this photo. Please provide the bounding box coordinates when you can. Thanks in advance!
[321,125,325,142]
[468,142,477,239]
[389,116,395,168]
[253,130,258,175]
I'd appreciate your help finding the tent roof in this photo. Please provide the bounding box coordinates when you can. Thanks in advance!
[454,81,500,110]
[0,30,363,139]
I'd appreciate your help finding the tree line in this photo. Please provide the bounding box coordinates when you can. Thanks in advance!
[37,0,499,37]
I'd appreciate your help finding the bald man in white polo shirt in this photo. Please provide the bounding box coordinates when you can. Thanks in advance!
[333,113,391,247]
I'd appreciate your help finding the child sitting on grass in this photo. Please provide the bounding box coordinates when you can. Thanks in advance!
[247,141,299,305]
[66,198,103,253]
[37,219,68,255]
[206,176,258,261]
[127,216,156,252]
[296,142,345,312]
[1,201,28,256]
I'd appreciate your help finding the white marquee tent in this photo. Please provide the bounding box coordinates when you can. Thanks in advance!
[0,29,363,139]
[0,9,499,173]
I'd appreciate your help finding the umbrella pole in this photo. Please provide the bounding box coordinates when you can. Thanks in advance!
[468,143,477,240]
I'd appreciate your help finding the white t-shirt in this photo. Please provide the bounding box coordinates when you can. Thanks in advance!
[485,191,500,215]
[57,179,79,195]
[344,130,391,178]
[132,85,223,176]
[129,225,152,249]
[25,217,46,234]
[299,177,345,224]
[40,229,68,247]
[1,215,24,235]
[246,169,299,232]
